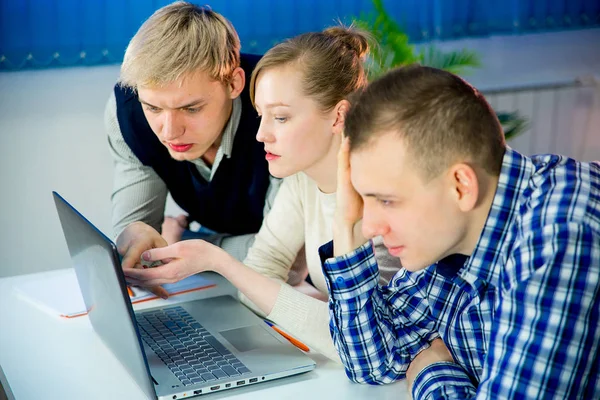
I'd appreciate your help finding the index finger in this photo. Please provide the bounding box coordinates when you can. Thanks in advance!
[127,280,169,300]
[149,285,169,299]
[124,267,170,299]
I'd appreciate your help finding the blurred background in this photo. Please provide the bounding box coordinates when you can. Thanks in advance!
[1,0,599,278]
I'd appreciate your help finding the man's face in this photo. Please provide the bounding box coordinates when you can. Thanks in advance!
[350,133,470,271]
[137,70,234,162]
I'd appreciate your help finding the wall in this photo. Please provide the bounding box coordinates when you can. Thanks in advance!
[0,66,118,278]
[435,28,600,161]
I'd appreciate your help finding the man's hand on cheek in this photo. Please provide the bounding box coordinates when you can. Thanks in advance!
[333,137,368,255]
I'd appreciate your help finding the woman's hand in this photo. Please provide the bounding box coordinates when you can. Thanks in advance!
[125,238,284,317]
[123,239,230,287]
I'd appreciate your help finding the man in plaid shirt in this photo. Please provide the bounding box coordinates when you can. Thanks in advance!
[320,65,600,399]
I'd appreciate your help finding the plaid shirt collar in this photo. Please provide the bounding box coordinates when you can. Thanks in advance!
[453,147,534,288]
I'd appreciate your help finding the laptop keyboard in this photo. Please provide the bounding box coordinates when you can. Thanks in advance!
[136,306,251,387]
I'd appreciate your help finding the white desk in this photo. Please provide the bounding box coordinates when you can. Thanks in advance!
[0,269,408,400]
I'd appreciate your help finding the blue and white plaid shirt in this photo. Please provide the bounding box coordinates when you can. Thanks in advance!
[320,148,600,399]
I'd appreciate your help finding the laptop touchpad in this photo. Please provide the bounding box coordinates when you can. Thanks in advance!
[220,325,278,352]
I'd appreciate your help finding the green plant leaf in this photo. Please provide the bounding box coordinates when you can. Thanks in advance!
[496,111,529,140]
[418,46,481,75]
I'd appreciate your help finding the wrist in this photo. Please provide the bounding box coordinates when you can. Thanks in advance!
[333,219,367,257]
[333,222,357,256]
[211,251,237,276]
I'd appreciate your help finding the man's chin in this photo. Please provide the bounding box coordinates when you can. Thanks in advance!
[400,259,429,272]
[168,149,200,162]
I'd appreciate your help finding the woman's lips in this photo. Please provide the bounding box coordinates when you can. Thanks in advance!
[168,143,193,152]
[265,151,281,161]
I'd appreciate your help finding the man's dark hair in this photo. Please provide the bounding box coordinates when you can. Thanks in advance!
[345,65,506,180]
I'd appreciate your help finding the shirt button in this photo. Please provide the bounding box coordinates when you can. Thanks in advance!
[335,276,344,285]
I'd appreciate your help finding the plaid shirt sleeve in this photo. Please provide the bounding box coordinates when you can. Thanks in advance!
[412,222,600,399]
[319,240,441,385]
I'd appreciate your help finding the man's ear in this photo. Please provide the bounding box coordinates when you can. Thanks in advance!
[332,99,350,136]
[227,67,245,99]
[449,163,479,212]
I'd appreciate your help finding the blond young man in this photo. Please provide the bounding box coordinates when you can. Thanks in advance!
[322,65,600,399]
[105,2,280,275]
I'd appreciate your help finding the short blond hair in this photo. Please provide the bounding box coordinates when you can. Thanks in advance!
[119,1,241,89]
[249,25,370,112]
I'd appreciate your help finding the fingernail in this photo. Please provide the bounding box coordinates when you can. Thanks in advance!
[142,251,151,261]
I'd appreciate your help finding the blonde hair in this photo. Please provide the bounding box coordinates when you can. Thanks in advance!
[249,25,370,112]
[119,1,241,89]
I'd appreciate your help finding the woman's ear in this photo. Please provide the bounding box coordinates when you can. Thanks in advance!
[332,99,350,136]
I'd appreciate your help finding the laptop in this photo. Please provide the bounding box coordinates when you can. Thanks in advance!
[52,192,316,399]
[0,363,15,400]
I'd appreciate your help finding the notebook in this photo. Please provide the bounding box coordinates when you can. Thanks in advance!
[15,269,215,318]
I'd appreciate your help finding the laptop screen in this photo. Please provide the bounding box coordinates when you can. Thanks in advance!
[53,192,156,399]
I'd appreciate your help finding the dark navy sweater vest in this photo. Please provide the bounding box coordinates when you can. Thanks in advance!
[114,54,270,235]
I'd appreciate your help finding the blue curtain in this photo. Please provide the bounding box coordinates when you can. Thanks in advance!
[1,0,598,71]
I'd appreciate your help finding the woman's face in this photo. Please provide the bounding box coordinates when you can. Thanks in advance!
[254,65,340,178]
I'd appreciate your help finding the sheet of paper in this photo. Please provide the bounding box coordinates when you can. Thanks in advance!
[15,269,215,318]
[16,270,87,317]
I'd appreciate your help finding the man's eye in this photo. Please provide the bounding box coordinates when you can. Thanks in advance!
[185,108,201,114]
[378,199,393,207]
[145,106,161,113]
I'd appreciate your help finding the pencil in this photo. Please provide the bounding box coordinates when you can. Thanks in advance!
[264,320,310,352]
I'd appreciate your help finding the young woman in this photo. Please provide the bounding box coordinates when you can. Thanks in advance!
[123,26,400,362]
